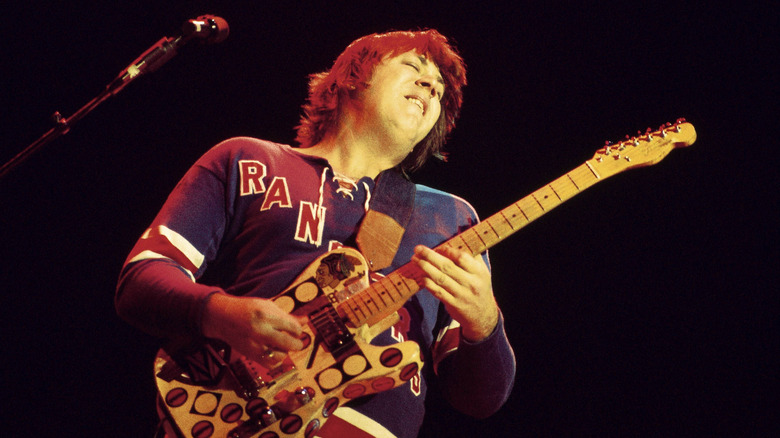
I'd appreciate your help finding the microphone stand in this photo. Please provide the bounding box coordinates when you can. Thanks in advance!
[0,35,186,180]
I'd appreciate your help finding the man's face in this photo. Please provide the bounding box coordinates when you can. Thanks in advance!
[357,50,445,155]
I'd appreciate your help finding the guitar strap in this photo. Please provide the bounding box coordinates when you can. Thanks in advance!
[356,169,416,271]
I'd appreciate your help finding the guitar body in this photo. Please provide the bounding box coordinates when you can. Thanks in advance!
[155,247,423,438]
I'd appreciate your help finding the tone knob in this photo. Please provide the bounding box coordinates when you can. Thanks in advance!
[295,387,312,404]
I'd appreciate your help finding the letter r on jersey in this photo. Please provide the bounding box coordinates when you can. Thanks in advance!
[239,160,267,196]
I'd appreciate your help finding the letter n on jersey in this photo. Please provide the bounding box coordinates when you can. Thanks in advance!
[295,201,326,247]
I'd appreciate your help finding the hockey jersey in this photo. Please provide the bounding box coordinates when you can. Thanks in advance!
[116,137,515,437]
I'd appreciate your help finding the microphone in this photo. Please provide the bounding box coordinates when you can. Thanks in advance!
[107,15,229,95]
[182,15,230,44]
[0,15,230,179]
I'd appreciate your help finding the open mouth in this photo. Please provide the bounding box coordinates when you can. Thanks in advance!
[406,96,425,114]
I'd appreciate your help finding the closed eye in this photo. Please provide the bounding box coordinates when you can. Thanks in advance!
[404,58,445,100]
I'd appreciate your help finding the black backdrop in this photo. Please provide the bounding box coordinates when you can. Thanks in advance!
[2,1,776,436]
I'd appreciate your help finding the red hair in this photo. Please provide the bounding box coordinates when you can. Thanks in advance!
[295,29,467,173]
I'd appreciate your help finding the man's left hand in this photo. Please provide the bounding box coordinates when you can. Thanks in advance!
[411,245,499,341]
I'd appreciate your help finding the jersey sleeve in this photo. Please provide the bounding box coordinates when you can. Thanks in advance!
[436,311,516,418]
[115,139,241,342]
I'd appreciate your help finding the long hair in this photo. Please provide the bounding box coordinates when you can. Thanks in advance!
[295,29,467,173]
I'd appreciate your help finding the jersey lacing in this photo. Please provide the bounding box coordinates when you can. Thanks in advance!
[317,168,371,212]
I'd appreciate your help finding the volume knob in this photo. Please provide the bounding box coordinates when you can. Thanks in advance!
[295,387,312,404]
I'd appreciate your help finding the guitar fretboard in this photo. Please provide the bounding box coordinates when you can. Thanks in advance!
[335,120,696,328]
[337,161,602,328]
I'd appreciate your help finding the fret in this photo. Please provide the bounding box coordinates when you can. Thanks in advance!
[462,228,486,254]
[584,161,601,179]
[349,296,369,321]
[558,178,577,197]
[487,221,513,243]
[381,275,404,306]
[497,210,516,231]
[392,266,421,297]
[380,279,399,303]
[496,210,516,231]
[369,283,391,307]
[399,280,417,299]
[473,226,490,246]
[451,233,476,254]
[566,173,580,191]
[530,193,544,210]
[362,288,384,313]
[484,217,503,240]
[517,205,529,222]
[517,196,545,221]
[531,186,561,211]
[551,175,578,200]
[391,272,417,298]
[379,278,398,301]
[517,204,529,221]
[338,302,360,326]
[494,204,526,238]
[548,184,562,201]
[572,164,601,192]
[371,284,391,306]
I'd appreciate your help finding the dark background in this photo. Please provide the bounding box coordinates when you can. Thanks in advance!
[2,1,776,436]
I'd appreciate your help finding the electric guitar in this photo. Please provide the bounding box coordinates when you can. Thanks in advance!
[154,120,697,438]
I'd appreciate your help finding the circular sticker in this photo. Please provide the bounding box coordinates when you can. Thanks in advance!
[165,387,188,408]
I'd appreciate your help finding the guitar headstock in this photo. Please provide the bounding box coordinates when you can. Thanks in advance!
[588,119,696,178]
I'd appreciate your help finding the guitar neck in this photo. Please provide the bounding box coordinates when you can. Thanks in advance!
[336,120,696,328]
[337,160,604,328]
[445,160,603,255]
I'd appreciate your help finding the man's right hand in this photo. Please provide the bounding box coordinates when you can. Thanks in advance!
[201,293,307,363]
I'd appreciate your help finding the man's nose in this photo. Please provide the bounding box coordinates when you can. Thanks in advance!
[415,77,437,98]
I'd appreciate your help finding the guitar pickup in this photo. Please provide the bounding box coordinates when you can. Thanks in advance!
[310,304,353,352]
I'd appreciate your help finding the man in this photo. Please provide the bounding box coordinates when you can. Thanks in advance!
[117,29,515,437]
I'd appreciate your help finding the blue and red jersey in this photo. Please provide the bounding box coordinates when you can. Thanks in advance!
[116,137,515,437]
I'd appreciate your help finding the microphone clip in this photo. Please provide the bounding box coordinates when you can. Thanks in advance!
[182,15,230,44]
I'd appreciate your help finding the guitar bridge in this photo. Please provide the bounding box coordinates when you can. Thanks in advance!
[228,357,268,400]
